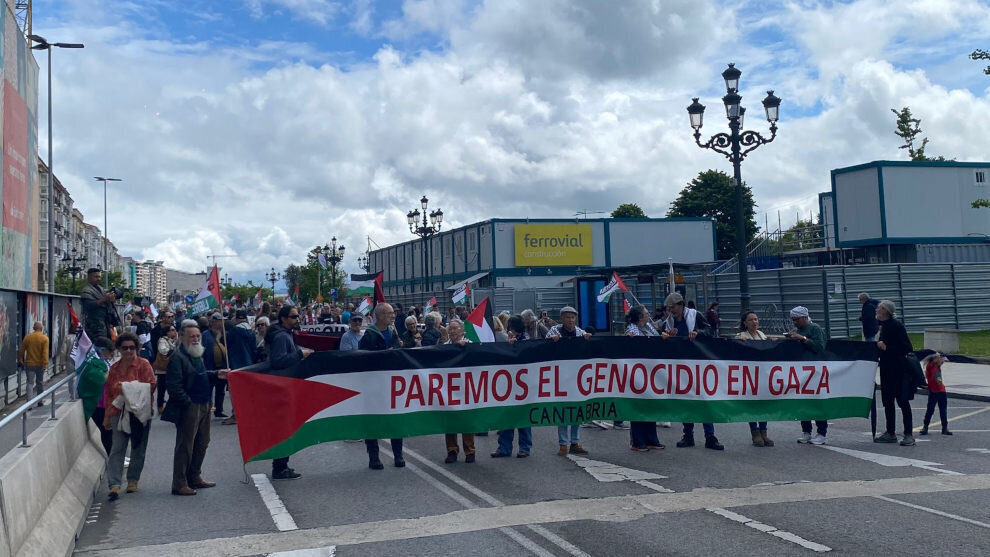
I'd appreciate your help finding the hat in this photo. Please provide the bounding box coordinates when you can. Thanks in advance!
[210,312,223,320]
[790,306,810,318]
[664,292,684,306]
[235,309,248,320]
[350,313,363,322]
[560,306,578,315]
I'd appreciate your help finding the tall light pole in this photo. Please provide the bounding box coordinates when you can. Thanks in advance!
[687,63,780,312]
[358,254,371,273]
[28,34,84,292]
[322,237,345,294]
[407,196,443,292]
[266,268,281,305]
[60,245,86,292]
[94,176,122,287]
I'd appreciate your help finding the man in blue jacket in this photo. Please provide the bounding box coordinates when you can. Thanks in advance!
[264,305,312,480]
[359,303,405,469]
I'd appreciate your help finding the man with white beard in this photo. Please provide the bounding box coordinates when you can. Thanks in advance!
[165,319,220,496]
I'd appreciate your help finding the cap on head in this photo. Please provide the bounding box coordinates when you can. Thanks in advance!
[790,306,810,319]
[664,292,684,306]
[210,312,223,321]
[235,309,248,320]
[560,306,578,316]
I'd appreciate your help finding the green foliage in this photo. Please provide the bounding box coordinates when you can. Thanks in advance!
[972,48,990,75]
[56,269,131,300]
[666,170,758,260]
[777,218,823,251]
[611,203,648,219]
[283,248,349,305]
[972,199,990,209]
[890,107,947,161]
[220,280,272,306]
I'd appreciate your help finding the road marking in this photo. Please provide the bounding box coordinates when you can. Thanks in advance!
[566,454,669,483]
[913,407,990,433]
[706,507,832,552]
[396,446,591,557]
[817,445,964,475]
[268,547,337,556]
[73,473,990,557]
[874,495,990,529]
[966,448,990,454]
[251,473,298,532]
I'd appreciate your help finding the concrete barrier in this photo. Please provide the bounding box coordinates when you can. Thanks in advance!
[925,328,960,353]
[0,401,106,557]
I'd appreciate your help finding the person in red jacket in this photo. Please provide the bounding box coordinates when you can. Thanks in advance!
[921,353,952,436]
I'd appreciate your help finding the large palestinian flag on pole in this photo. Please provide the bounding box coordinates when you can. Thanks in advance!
[189,265,222,316]
[228,337,879,463]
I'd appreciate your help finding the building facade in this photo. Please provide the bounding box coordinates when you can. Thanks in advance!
[37,159,74,288]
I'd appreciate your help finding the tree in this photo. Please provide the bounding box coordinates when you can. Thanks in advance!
[777,218,823,251]
[972,48,990,75]
[220,280,272,306]
[667,170,758,260]
[283,249,350,305]
[890,107,948,162]
[611,203,648,218]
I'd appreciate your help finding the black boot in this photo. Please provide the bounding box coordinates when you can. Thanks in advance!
[676,434,694,448]
[705,435,724,451]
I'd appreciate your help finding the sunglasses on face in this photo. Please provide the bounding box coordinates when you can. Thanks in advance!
[119,345,138,351]
[288,315,299,319]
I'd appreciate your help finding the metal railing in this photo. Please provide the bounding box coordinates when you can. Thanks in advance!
[0,373,76,448]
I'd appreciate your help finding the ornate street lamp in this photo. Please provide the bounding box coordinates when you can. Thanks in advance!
[688,62,781,312]
[60,245,86,292]
[265,268,281,304]
[407,195,443,292]
[322,237,345,294]
[358,254,371,273]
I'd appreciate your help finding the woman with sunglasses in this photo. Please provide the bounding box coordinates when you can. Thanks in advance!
[102,332,156,500]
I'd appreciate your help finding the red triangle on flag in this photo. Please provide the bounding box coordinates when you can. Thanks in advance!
[228,371,360,462]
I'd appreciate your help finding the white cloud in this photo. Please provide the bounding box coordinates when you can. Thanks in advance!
[32,0,990,284]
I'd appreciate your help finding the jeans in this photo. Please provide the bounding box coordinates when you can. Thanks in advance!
[801,420,828,435]
[863,332,878,342]
[682,423,715,437]
[557,425,580,445]
[445,433,476,455]
[881,389,913,434]
[497,428,532,454]
[107,414,151,487]
[748,422,768,431]
[172,403,211,491]
[24,366,44,400]
[630,422,660,448]
[924,392,949,429]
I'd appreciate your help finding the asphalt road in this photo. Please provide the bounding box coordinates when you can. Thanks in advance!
[71,392,990,556]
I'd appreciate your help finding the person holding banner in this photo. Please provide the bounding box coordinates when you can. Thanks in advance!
[492,316,534,459]
[548,307,592,456]
[359,303,406,469]
[787,306,829,445]
[661,293,723,451]
[625,306,665,452]
[444,320,476,464]
[874,300,916,446]
[266,306,310,479]
[735,312,774,447]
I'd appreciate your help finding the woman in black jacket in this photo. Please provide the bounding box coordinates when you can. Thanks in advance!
[875,300,915,446]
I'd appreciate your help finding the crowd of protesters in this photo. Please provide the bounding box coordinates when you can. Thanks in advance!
[72,264,944,500]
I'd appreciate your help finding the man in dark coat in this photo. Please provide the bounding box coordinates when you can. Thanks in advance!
[80,268,116,341]
[359,303,405,469]
[166,320,217,496]
[263,305,310,480]
[874,300,916,446]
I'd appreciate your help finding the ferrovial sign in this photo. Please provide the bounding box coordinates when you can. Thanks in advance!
[514,224,593,266]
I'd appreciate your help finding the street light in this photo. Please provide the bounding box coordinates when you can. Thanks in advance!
[407,195,443,292]
[93,176,122,287]
[321,237,345,295]
[265,268,281,304]
[687,62,780,312]
[60,245,86,292]
[358,254,371,273]
[29,34,84,292]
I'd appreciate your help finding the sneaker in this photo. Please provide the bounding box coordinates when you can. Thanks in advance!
[919,426,929,435]
[941,429,953,436]
[797,432,812,444]
[613,422,631,430]
[646,443,665,450]
[445,450,458,463]
[557,445,569,456]
[659,422,672,428]
[108,485,120,501]
[630,446,650,452]
[676,435,695,448]
[221,415,237,426]
[490,450,510,458]
[874,432,898,443]
[465,453,476,463]
[591,420,611,430]
[810,434,827,445]
[126,481,138,493]
[899,435,915,446]
[272,468,302,480]
[569,443,589,455]
[369,457,384,470]
[516,451,529,458]
[704,435,724,451]
[214,411,229,418]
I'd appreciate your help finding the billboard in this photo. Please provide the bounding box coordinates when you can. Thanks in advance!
[0,2,40,290]
[514,224,593,266]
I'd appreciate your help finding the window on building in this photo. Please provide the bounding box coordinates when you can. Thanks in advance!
[976,170,986,184]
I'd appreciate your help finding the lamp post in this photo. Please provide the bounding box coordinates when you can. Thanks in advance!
[322,237,345,294]
[407,196,443,292]
[28,35,84,292]
[687,63,781,312]
[358,254,371,273]
[265,268,281,305]
[93,176,122,287]
[60,245,86,292]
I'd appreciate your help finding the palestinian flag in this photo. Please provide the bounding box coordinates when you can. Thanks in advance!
[464,296,495,343]
[357,296,373,316]
[452,283,470,305]
[189,265,222,316]
[254,289,263,307]
[292,284,300,303]
[69,328,108,419]
[349,272,384,302]
[147,303,159,320]
[596,272,628,302]
[424,296,437,315]
[623,297,631,314]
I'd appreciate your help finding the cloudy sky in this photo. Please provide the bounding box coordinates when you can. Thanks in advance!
[34,0,990,286]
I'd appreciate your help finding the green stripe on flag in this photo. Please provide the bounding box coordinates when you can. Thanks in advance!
[249,396,870,461]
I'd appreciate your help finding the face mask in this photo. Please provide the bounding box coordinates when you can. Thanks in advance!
[186,342,205,358]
